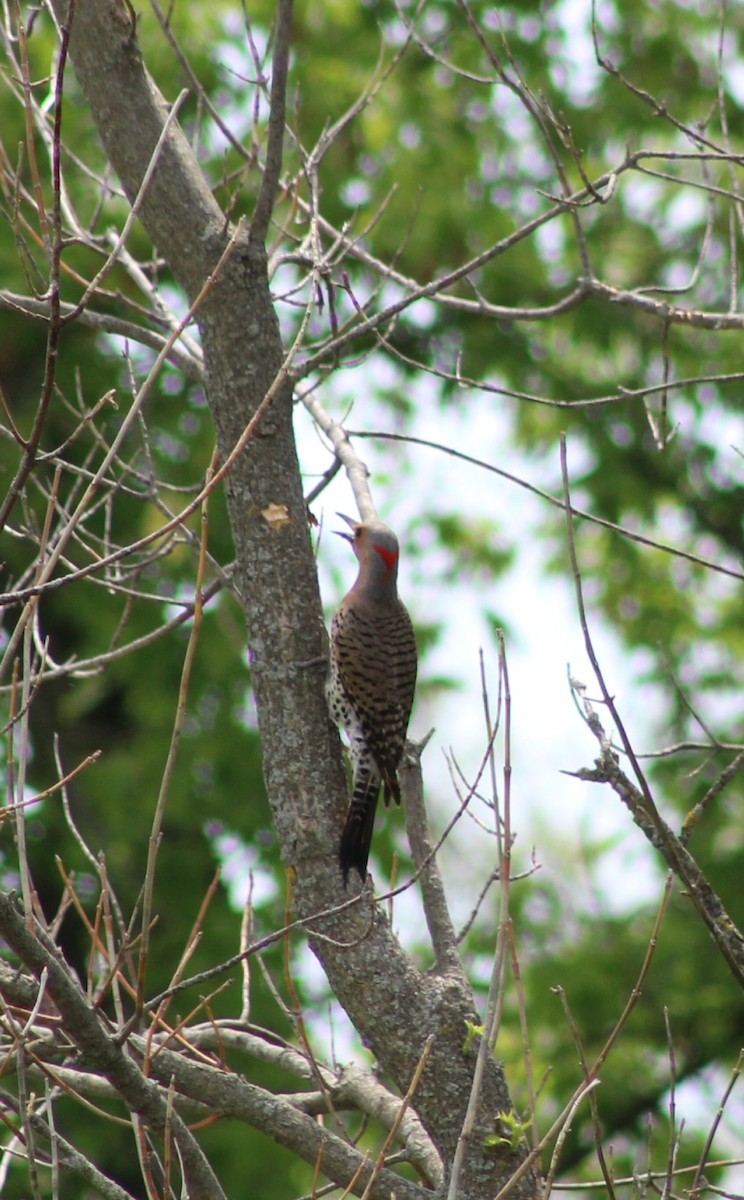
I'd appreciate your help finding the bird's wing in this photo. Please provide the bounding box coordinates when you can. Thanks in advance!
[333,606,415,780]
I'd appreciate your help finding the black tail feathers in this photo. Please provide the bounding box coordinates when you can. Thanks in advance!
[339,775,381,885]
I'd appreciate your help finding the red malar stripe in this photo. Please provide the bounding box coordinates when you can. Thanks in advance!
[374,544,398,574]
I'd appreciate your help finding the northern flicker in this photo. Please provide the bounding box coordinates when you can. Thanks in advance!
[327,515,417,884]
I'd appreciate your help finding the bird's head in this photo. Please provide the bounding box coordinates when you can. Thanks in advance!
[336,514,400,584]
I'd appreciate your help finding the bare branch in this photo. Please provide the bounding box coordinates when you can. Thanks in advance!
[561,446,744,989]
[249,0,293,246]
[400,734,462,977]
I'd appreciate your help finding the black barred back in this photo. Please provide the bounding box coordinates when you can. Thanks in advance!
[331,598,417,788]
[329,539,418,885]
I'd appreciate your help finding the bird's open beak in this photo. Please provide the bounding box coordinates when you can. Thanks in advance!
[334,512,357,543]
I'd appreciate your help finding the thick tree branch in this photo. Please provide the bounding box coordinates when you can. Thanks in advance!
[0,891,226,1200]
[568,739,744,989]
[0,1003,443,1191]
[184,1024,442,1184]
[141,1042,424,1200]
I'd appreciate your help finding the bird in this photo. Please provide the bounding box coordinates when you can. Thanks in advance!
[327,514,417,884]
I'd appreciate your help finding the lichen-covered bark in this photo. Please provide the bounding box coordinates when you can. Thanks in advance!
[51,3,539,1195]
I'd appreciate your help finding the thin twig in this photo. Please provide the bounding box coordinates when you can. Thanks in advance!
[446,643,511,1200]
[400,732,461,977]
[561,438,744,988]
[249,0,293,245]
[352,430,744,583]
[0,219,248,682]
[137,450,217,1012]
